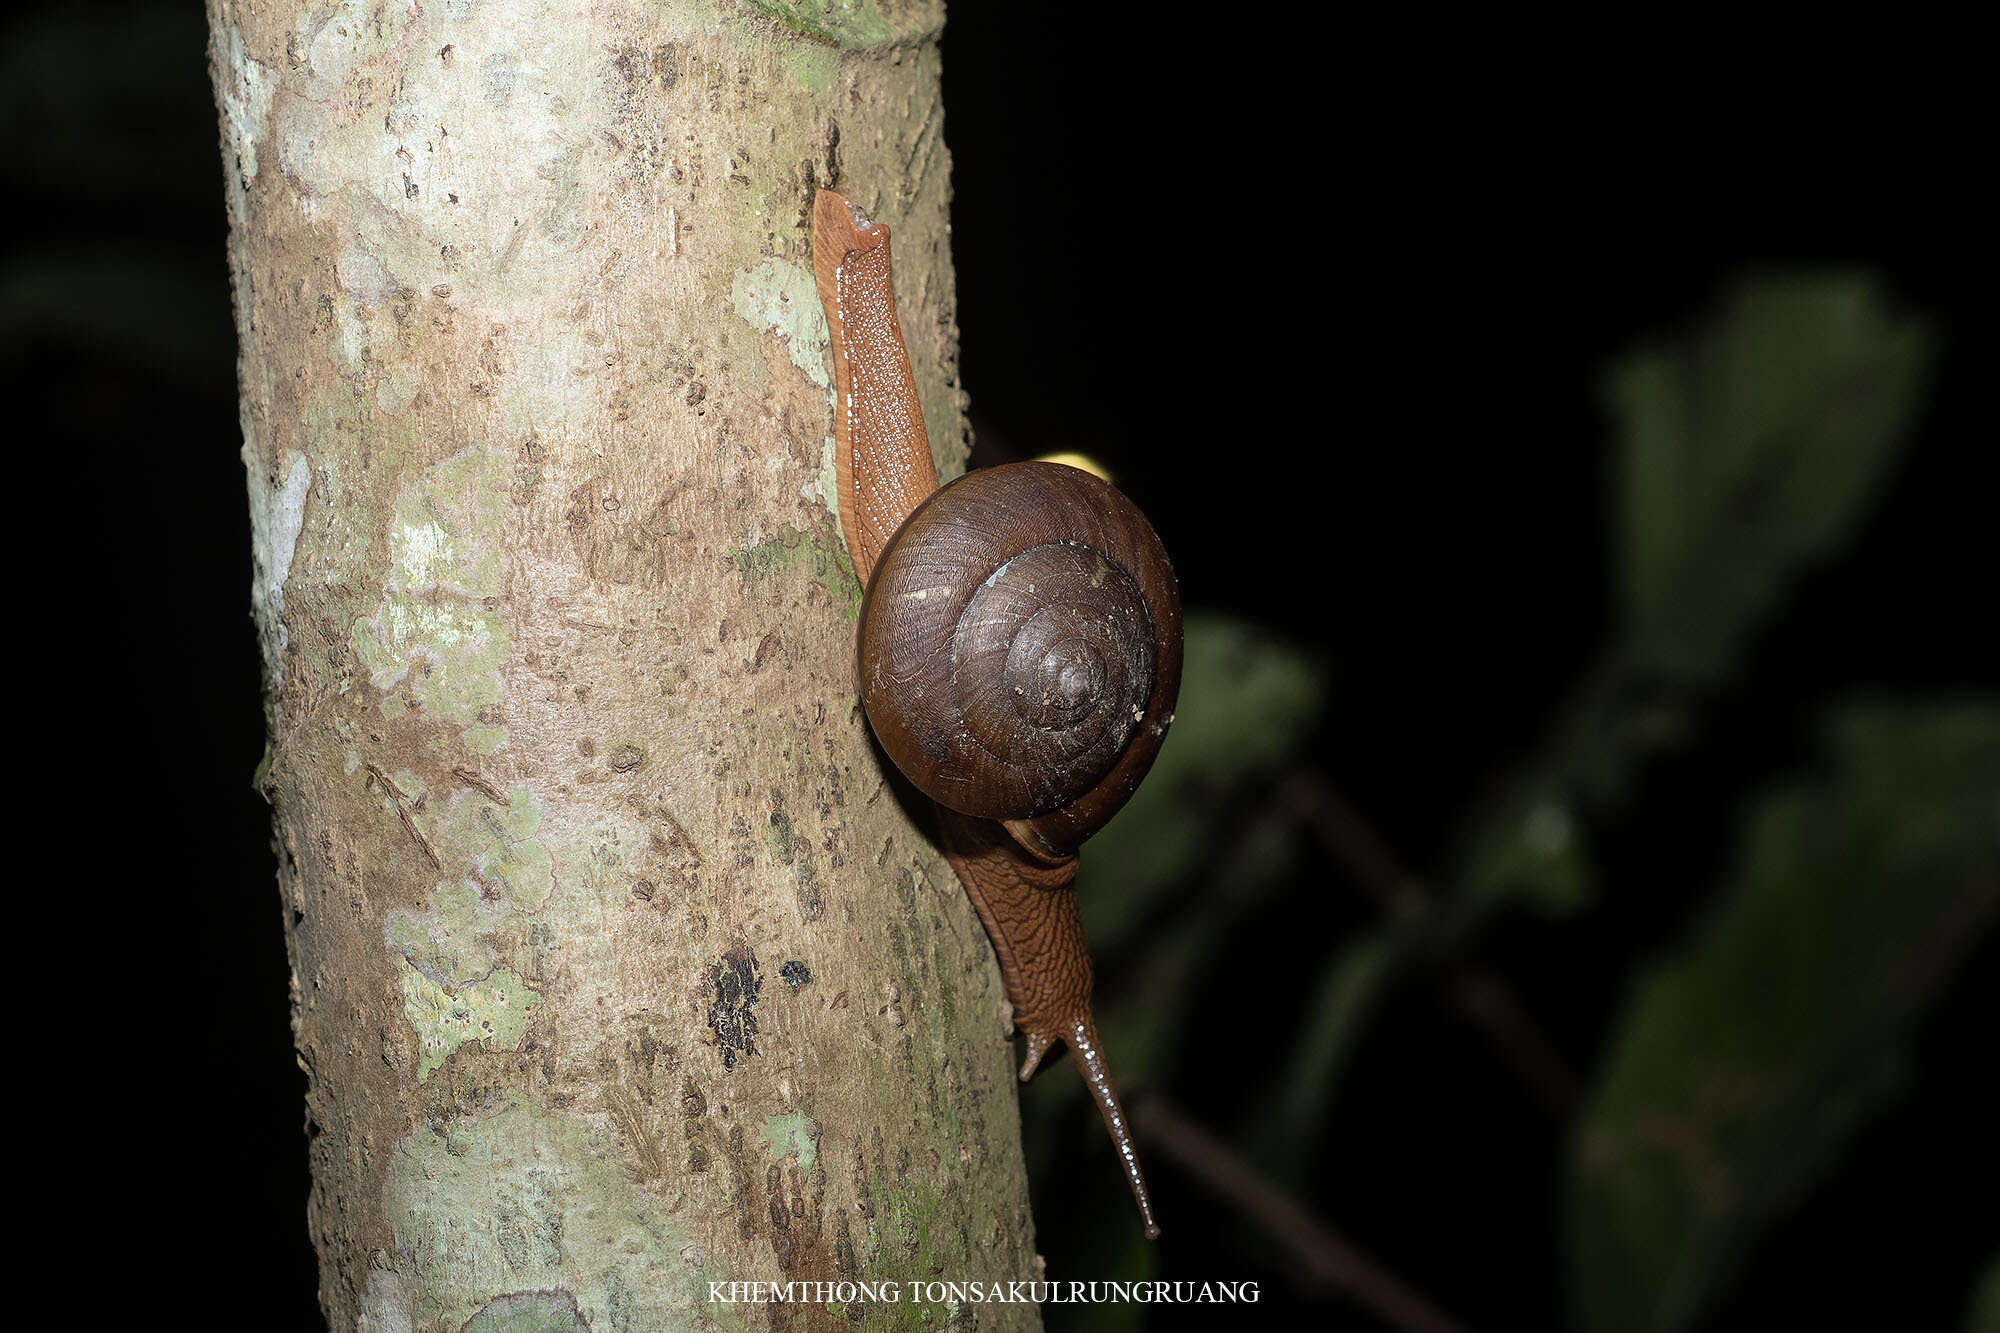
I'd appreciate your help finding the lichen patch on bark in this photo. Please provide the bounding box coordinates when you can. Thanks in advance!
[731,256,834,388]
[247,450,310,688]
[382,1094,733,1330]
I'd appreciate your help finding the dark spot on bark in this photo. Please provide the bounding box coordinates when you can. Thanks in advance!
[779,959,812,989]
[511,466,541,506]
[631,880,653,901]
[793,856,824,923]
[629,1029,660,1088]
[706,944,762,1070]
[680,1077,711,1172]
[649,809,706,895]
[835,1211,859,1278]
[655,42,681,89]
[608,742,645,771]
[766,809,795,864]
[766,1153,829,1283]
[576,737,595,757]
[726,1123,755,1240]
[851,1149,874,1220]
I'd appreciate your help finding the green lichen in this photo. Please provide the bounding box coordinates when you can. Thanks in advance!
[862,1173,969,1331]
[453,786,552,908]
[785,43,837,91]
[731,522,862,619]
[352,446,514,737]
[816,434,840,528]
[387,875,503,988]
[386,784,550,998]
[466,726,508,756]
[764,808,797,865]
[403,964,538,1081]
[352,603,509,725]
[747,0,904,48]
[460,1290,587,1333]
[382,1095,744,1331]
[727,257,830,388]
[759,1111,818,1174]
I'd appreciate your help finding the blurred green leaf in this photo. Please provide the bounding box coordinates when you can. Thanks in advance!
[1255,929,1397,1165]
[1464,793,1594,915]
[1081,610,1322,949]
[1567,704,2000,1333]
[1610,273,1933,683]
[1966,1256,2000,1333]
[1101,810,1305,1081]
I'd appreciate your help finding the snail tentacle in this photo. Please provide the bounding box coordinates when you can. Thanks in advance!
[938,811,1161,1240]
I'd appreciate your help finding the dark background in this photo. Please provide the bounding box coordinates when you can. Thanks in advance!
[12,4,1992,1328]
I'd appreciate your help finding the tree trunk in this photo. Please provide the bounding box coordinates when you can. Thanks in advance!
[208,2,1039,1327]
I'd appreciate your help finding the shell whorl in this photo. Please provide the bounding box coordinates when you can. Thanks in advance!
[859,460,1182,857]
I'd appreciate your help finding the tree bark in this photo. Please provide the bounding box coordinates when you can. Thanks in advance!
[208,2,1039,1327]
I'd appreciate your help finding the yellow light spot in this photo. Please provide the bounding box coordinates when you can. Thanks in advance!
[1034,451,1112,482]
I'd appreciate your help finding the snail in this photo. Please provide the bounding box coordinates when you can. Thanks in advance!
[811,189,1180,1240]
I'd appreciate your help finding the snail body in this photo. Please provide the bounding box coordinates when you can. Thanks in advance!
[813,189,1177,1239]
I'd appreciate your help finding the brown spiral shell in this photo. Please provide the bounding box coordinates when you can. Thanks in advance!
[858,460,1182,859]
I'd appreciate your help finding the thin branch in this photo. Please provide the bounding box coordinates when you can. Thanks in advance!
[1135,1095,1473,1333]
[1281,764,1579,1120]
[1277,766,1429,917]
[1445,962,1579,1119]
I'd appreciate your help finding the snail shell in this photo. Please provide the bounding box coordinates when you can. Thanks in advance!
[858,460,1182,860]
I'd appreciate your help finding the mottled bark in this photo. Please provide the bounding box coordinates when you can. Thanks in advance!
[208,1,1040,1327]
